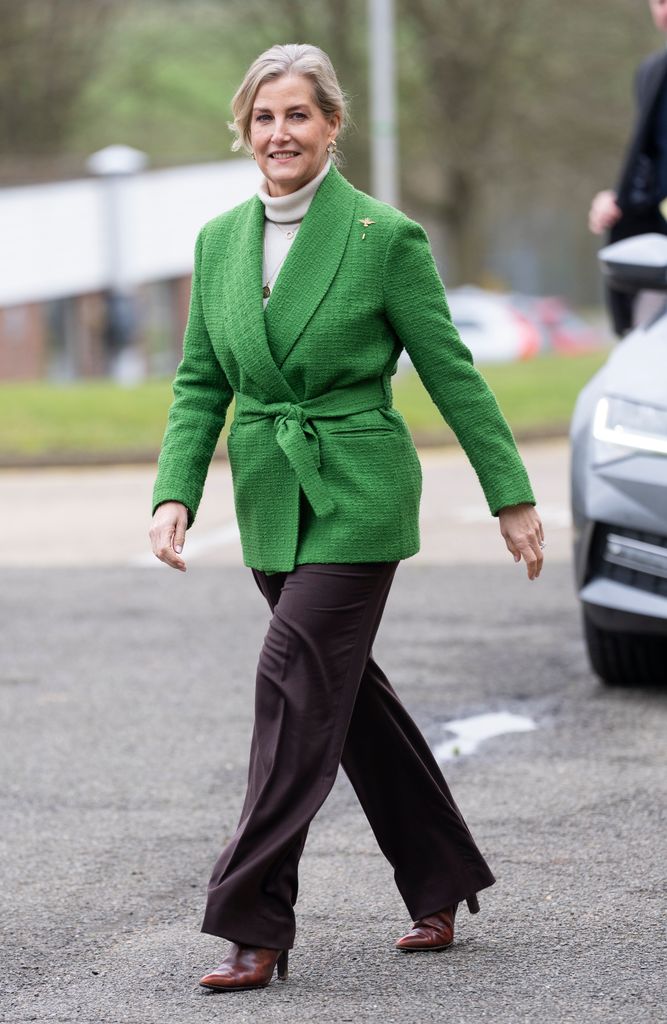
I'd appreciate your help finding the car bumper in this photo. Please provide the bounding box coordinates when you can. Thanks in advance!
[577,522,667,636]
[581,577,667,635]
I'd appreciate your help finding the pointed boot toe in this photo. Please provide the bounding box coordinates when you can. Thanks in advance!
[199,943,288,991]
[395,907,456,952]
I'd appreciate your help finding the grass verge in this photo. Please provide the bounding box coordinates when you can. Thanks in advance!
[0,351,607,462]
[393,350,607,440]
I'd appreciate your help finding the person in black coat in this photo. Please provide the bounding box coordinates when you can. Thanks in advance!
[589,0,667,336]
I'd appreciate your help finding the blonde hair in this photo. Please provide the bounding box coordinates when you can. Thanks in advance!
[228,43,349,166]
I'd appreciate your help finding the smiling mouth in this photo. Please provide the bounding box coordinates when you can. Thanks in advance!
[269,152,300,160]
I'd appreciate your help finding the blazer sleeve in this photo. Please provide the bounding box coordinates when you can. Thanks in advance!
[383,217,535,516]
[152,227,234,527]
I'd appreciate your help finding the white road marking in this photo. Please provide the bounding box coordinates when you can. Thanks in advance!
[433,711,537,761]
[130,519,240,567]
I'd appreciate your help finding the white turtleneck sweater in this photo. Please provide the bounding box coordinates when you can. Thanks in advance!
[257,158,331,309]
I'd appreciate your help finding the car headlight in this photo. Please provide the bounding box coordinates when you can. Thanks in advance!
[592,396,667,456]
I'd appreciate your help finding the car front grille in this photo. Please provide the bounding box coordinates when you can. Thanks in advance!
[591,525,667,597]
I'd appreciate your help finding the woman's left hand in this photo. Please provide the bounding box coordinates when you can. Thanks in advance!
[498,503,544,580]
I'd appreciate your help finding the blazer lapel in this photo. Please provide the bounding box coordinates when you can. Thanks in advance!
[264,164,357,369]
[222,194,298,402]
[635,52,667,149]
[638,50,667,116]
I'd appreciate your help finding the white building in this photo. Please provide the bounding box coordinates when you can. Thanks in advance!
[0,157,257,380]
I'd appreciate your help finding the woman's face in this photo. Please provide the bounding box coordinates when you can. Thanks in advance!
[250,74,340,197]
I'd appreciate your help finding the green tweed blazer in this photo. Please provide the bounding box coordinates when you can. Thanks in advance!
[152,162,535,573]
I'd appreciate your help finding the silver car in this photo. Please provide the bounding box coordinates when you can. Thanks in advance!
[571,233,667,687]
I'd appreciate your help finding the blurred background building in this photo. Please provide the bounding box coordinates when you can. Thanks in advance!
[0,157,255,380]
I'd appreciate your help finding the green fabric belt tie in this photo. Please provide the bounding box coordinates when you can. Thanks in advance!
[234,380,388,518]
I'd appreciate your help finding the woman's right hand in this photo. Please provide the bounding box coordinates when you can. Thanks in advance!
[149,501,189,572]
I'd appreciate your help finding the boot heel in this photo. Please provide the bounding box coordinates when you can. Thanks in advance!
[466,894,480,915]
[276,949,289,980]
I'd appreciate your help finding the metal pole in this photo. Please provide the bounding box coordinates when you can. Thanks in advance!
[87,145,148,382]
[369,0,399,207]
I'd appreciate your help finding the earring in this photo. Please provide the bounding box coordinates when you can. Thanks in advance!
[251,151,256,160]
[327,139,337,155]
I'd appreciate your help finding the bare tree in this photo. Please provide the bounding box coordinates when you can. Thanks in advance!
[0,0,127,157]
[398,0,656,282]
[397,0,531,279]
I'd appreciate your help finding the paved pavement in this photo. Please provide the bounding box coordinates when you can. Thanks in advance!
[1,440,571,568]
[1,444,665,1024]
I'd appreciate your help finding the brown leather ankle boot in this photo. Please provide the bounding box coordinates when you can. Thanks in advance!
[395,894,480,952]
[199,943,289,991]
[395,906,456,951]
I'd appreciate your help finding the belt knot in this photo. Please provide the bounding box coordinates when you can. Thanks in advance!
[232,381,388,520]
[275,403,308,430]
[272,403,334,519]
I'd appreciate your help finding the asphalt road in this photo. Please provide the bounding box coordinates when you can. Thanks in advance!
[2,558,665,1024]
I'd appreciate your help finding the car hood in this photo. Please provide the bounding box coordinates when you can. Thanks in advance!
[599,319,667,410]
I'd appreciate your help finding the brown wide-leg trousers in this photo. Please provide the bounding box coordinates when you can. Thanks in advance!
[201,561,495,949]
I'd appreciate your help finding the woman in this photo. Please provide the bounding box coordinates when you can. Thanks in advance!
[150,43,544,992]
